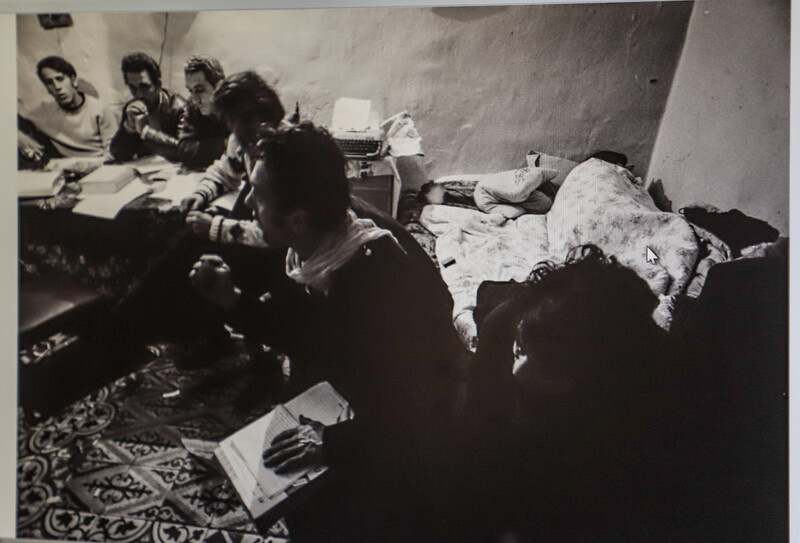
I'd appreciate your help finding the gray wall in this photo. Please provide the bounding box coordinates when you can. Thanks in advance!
[647,0,789,234]
[18,3,691,189]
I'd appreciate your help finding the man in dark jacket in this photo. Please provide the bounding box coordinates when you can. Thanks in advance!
[177,55,229,170]
[190,122,469,542]
[110,52,186,162]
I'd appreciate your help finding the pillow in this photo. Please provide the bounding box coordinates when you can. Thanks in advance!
[474,167,557,218]
[526,151,580,197]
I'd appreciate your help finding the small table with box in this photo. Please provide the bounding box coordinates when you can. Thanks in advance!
[347,156,402,218]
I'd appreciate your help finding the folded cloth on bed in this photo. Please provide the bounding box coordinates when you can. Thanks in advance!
[473,167,557,218]
[420,204,551,347]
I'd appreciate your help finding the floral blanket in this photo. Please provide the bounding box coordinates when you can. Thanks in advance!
[547,159,700,298]
[415,159,705,347]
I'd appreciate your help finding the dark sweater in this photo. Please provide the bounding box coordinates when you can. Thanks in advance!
[176,105,229,171]
[228,235,467,473]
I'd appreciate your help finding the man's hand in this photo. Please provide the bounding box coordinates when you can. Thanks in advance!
[180,194,207,214]
[189,254,240,311]
[263,416,325,474]
[18,130,45,163]
[123,100,149,134]
[186,211,214,238]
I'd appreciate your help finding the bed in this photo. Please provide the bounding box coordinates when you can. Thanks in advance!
[398,152,738,349]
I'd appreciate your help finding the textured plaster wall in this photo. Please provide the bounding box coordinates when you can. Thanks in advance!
[647,0,789,234]
[18,3,692,189]
[17,13,172,119]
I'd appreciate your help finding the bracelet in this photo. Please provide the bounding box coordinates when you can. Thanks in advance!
[209,215,225,243]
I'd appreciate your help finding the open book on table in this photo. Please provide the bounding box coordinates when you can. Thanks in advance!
[214,381,352,530]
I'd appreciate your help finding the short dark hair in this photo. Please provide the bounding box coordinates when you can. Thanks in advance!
[587,150,629,168]
[517,245,659,378]
[212,71,285,136]
[184,55,225,87]
[121,52,161,87]
[249,121,350,231]
[36,56,76,81]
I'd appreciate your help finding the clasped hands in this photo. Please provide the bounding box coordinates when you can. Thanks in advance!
[185,210,213,237]
[189,254,240,311]
[123,100,149,135]
[181,192,211,238]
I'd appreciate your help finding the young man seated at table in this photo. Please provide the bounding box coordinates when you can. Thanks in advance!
[110,52,187,162]
[181,71,285,245]
[176,55,230,170]
[189,122,470,542]
[18,55,117,166]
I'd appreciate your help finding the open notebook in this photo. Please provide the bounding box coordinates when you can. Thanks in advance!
[214,382,352,530]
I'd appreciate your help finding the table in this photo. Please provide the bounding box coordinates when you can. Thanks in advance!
[348,156,402,218]
[19,158,197,298]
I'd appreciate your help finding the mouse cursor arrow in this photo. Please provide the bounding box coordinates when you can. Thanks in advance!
[646,246,659,264]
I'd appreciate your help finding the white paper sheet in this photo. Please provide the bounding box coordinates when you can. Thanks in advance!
[380,110,424,157]
[331,97,372,132]
[209,191,239,211]
[151,172,203,206]
[71,178,152,219]
[126,154,176,175]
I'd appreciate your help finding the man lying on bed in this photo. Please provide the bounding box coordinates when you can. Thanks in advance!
[189,122,470,542]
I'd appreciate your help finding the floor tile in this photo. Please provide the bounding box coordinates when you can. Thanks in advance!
[66,463,169,516]
[97,425,182,465]
[136,393,193,422]
[85,513,153,542]
[163,475,242,528]
[125,500,202,526]
[17,481,56,529]
[41,508,102,541]
[150,520,209,543]
[17,345,295,542]
[169,412,235,442]
[103,465,174,518]
[202,528,289,543]
[106,403,158,434]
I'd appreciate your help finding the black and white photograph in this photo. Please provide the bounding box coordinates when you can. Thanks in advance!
[12,1,789,541]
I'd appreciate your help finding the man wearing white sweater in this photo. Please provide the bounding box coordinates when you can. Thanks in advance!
[19,56,117,163]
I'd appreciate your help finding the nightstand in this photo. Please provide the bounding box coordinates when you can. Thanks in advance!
[348,157,401,218]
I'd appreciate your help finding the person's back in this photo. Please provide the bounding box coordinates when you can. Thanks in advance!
[467,246,719,541]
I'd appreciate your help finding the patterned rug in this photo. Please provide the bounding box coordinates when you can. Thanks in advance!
[17,344,291,543]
